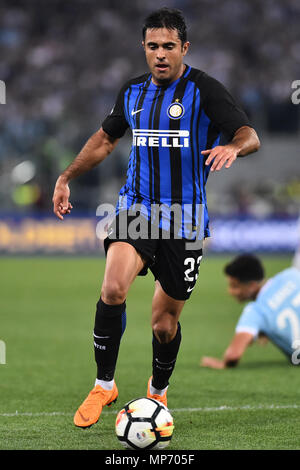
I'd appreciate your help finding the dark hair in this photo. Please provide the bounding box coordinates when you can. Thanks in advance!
[142,8,187,45]
[224,255,265,283]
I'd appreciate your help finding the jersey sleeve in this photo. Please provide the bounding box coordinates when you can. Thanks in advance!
[101,84,130,139]
[235,302,265,339]
[202,75,252,140]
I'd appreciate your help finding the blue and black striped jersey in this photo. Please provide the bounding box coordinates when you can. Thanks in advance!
[102,65,251,239]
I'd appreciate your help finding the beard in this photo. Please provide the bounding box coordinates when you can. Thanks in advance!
[152,71,173,86]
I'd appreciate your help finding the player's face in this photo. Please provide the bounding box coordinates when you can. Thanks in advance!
[226,276,258,302]
[142,27,189,86]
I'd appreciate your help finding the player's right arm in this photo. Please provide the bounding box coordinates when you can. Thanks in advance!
[201,302,264,369]
[201,332,254,369]
[52,128,119,220]
[223,331,255,366]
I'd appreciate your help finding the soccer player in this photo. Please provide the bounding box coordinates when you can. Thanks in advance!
[52,8,260,428]
[201,255,300,369]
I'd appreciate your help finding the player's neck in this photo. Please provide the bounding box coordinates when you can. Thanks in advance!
[151,64,186,87]
[253,280,266,300]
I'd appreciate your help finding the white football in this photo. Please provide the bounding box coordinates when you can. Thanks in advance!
[115,397,174,450]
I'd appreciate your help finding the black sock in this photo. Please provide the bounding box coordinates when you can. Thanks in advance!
[152,322,182,390]
[93,298,126,381]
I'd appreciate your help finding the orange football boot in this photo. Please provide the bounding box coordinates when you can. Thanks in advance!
[74,382,118,428]
[147,376,168,408]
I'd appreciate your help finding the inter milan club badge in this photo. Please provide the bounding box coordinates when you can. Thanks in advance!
[167,99,185,120]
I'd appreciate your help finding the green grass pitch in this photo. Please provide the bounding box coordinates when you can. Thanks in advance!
[0,254,299,450]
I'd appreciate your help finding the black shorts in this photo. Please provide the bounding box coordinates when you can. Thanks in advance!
[103,212,203,301]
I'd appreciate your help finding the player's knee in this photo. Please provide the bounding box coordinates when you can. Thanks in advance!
[101,280,127,305]
[152,319,175,344]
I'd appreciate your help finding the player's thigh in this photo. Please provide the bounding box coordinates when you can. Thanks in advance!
[151,280,185,341]
[101,241,145,303]
[151,239,203,301]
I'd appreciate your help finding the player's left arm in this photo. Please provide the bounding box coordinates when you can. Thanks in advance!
[200,332,254,369]
[202,125,260,172]
[200,75,260,172]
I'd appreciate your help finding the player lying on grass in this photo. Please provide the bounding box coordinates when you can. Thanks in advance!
[52,8,260,429]
[201,255,300,369]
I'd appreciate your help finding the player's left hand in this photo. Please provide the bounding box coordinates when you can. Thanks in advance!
[201,144,238,172]
[200,356,225,369]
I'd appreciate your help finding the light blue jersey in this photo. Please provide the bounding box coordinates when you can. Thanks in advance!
[236,268,300,357]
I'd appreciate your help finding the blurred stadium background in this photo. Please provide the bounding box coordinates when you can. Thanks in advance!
[0,0,299,255]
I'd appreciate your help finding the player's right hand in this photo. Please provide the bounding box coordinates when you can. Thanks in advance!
[52,179,73,220]
[200,356,225,369]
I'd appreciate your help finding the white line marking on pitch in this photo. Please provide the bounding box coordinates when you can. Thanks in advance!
[1,404,300,417]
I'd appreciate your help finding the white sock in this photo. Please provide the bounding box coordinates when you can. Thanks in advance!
[150,380,168,396]
[95,378,114,390]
